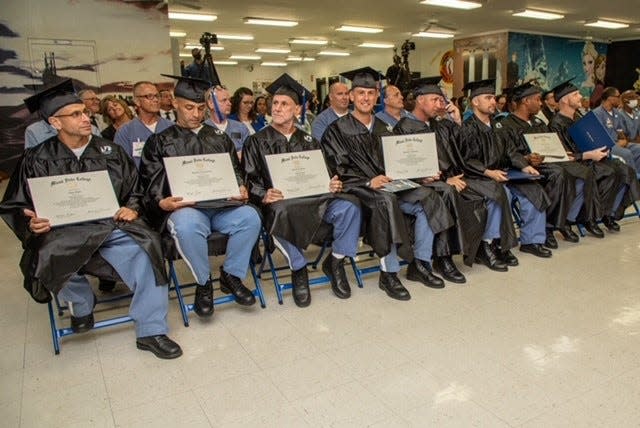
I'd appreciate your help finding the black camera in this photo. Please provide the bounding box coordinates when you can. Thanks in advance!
[401,40,415,54]
[199,32,218,50]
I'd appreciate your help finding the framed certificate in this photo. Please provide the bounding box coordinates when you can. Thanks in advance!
[265,149,330,199]
[524,133,570,162]
[381,133,439,179]
[27,170,120,227]
[163,153,240,202]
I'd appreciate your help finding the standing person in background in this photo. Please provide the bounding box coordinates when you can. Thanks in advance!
[254,94,271,125]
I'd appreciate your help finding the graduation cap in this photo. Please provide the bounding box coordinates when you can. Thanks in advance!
[340,66,384,89]
[265,73,312,105]
[160,74,211,103]
[411,76,444,97]
[23,79,81,118]
[511,81,542,102]
[550,78,579,102]
[462,79,496,99]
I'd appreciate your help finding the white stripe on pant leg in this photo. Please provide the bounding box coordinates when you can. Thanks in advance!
[380,256,388,272]
[167,218,202,284]
[272,236,294,270]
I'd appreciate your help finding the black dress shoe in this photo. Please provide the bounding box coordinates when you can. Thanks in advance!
[193,280,214,317]
[432,256,466,284]
[136,335,183,359]
[499,248,519,267]
[98,279,116,293]
[322,255,351,299]
[520,243,552,258]
[544,229,558,249]
[558,225,580,243]
[291,267,311,308]
[601,216,621,232]
[219,267,256,306]
[70,313,94,334]
[475,241,508,272]
[406,259,445,289]
[379,271,411,300]
[584,220,605,238]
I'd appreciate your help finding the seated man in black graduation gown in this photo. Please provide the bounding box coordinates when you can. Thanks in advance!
[0,80,182,359]
[496,82,592,246]
[394,77,489,283]
[548,79,639,232]
[139,75,262,318]
[322,67,456,300]
[458,79,552,261]
[242,73,361,307]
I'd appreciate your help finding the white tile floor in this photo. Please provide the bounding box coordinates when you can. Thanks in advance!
[1,182,639,427]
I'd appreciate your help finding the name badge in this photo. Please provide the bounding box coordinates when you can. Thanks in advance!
[132,140,145,157]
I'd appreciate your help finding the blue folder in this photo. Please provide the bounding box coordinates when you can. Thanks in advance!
[506,169,543,181]
[568,111,615,152]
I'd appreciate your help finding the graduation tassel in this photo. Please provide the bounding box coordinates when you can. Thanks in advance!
[211,87,224,122]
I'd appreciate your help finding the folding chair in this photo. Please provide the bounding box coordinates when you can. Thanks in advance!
[48,254,134,355]
[163,232,266,326]
[258,225,365,305]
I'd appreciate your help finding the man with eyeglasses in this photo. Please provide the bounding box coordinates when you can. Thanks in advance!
[1,79,183,359]
[79,89,106,131]
[114,81,173,168]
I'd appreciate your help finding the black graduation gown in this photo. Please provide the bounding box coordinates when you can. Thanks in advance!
[457,114,544,250]
[549,113,639,219]
[0,136,167,303]
[497,114,577,228]
[394,116,486,264]
[139,123,247,230]
[242,126,358,250]
[321,114,454,261]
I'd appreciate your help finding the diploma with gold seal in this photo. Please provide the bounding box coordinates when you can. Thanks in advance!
[163,153,240,202]
[265,149,330,199]
[382,133,439,180]
[524,133,570,162]
[27,170,121,227]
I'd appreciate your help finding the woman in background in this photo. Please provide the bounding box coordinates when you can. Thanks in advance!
[229,87,267,134]
[100,96,134,141]
[590,55,607,109]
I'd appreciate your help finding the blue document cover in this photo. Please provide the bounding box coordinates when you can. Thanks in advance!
[568,111,616,152]
[506,169,543,181]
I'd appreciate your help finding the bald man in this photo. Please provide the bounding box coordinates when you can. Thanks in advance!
[311,82,350,141]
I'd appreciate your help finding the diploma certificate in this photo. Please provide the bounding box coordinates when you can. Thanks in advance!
[382,133,440,179]
[27,170,120,227]
[163,153,240,202]
[524,133,570,162]
[265,149,330,199]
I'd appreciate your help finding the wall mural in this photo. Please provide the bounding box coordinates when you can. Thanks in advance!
[507,32,608,101]
[0,0,171,176]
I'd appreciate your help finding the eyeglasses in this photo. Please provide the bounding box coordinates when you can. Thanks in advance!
[54,109,91,119]
[82,97,100,102]
[136,93,160,100]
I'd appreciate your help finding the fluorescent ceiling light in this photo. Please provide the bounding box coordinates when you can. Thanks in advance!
[413,31,455,39]
[229,54,262,60]
[336,25,383,33]
[585,19,629,29]
[513,9,564,20]
[420,0,482,10]
[169,31,186,38]
[184,44,224,50]
[256,48,291,54]
[261,62,288,67]
[216,34,254,41]
[244,17,298,27]
[168,12,217,21]
[359,42,395,48]
[214,61,238,65]
[318,50,350,56]
[290,38,328,45]
[286,56,316,62]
